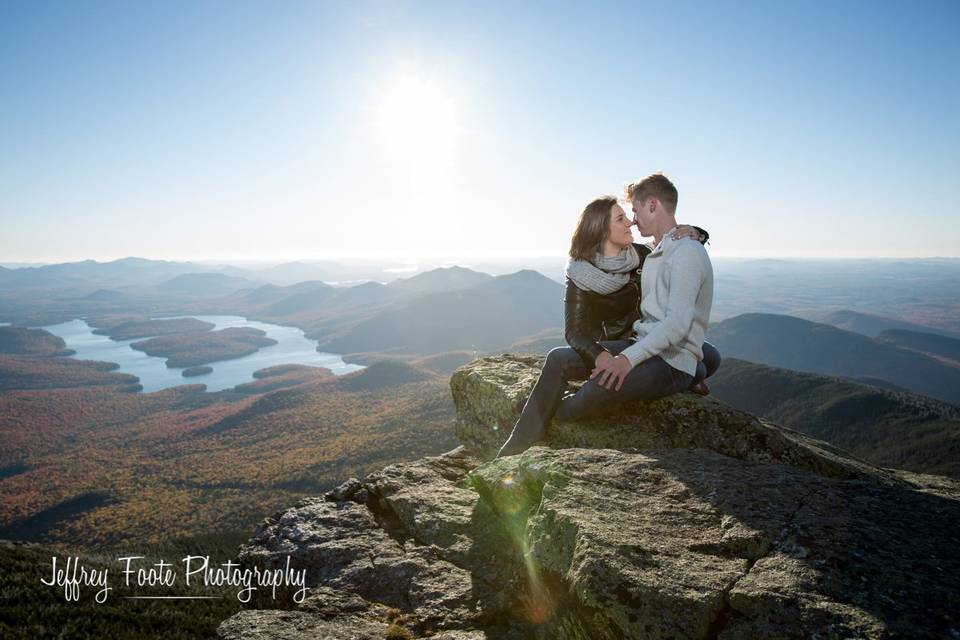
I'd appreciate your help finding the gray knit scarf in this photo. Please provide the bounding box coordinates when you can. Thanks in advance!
[565,245,640,294]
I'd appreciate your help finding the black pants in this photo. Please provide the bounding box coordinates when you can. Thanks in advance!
[497,341,722,456]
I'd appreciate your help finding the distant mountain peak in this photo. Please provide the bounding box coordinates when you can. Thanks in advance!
[388,265,493,293]
[493,268,553,282]
[821,309,959,339]
[111,256,159,264]
[83,288,127,301]
[337,359,431,390]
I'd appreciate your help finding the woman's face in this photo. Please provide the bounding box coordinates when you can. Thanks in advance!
[607,203,634,249]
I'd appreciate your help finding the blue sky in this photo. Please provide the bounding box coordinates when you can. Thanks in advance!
[1,0,958,262]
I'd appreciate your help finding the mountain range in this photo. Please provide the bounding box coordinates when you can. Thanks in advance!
[875,328,960,364]
[818,309,960,339]
[708,313,960,405]
[316,270,563,355]
[708,357,960,477]
[4,256,960,407]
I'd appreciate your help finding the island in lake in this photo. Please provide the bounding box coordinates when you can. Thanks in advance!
[91,317,215,340]
[0,326,75,358]
[182,365,213,377]
[130,327,278,368]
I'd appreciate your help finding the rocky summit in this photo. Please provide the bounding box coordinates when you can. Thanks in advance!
[218,354,960,640]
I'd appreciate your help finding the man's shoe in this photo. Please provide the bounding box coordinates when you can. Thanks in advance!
[689,381,710,396]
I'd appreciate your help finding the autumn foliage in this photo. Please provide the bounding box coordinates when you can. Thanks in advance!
[0,352,458,548]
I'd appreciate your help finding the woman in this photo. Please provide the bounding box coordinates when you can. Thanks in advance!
[496,196,721,458]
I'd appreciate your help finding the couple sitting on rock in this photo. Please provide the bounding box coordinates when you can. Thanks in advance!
[497,173,721,457]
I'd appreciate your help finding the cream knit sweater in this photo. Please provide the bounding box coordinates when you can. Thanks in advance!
[619,231,714,376]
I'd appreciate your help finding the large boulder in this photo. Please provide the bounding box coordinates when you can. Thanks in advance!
[452,354,890,482]
[218,355,960,640]
[470,447,960,639]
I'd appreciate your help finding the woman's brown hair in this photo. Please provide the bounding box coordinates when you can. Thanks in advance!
[568,195,618,261]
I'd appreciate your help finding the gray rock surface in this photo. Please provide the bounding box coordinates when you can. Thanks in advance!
[219,355,960,640]
[218,587,390,640]
[470,447,960,639]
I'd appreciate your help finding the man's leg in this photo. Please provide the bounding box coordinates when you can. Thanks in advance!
[701,342,722,379]
[497,341,631,457]
[689,341,722,394]
[555,355,693,423]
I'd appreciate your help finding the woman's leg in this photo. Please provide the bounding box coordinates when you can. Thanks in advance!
[497,341,631,457]
[496,346,589,456]
[555,355,693,423]
[521,346,592,432]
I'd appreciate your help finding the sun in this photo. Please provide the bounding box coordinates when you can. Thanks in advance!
[374,73,460,173]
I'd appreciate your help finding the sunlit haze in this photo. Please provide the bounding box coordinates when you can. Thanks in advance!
[1,1,958,263]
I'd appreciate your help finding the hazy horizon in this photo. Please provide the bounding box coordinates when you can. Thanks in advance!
[5,253,960,271]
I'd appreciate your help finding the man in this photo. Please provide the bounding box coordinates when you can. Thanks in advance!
[582,173,714,401]
[496,173,714,458]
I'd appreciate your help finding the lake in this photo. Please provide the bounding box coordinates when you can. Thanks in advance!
[37,315,364,393]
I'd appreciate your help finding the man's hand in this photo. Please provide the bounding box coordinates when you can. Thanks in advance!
[593,351,615,370]
[590,354,633,391]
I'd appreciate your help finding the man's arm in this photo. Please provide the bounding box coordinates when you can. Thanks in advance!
[618,241,708,368]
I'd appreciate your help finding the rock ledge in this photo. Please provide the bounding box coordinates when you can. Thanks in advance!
[218,355,960,639]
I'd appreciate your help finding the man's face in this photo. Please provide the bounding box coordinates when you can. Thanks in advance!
[631,196,657,237]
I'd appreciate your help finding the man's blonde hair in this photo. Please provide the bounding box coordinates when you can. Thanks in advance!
[625,173,678,214]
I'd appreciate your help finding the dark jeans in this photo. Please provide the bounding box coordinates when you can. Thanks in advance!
[693,341,722,386]
[497,341,722,457]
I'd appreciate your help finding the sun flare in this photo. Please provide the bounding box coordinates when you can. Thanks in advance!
[374,73,460,172]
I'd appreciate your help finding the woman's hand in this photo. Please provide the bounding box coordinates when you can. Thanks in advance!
[671,224,703,242]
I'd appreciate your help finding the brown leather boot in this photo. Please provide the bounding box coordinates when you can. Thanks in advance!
[689,381,710,396]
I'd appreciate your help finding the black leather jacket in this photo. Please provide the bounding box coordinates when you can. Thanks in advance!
[565,228,709,369]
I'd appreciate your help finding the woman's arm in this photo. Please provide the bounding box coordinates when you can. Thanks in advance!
[564,280,608,369]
